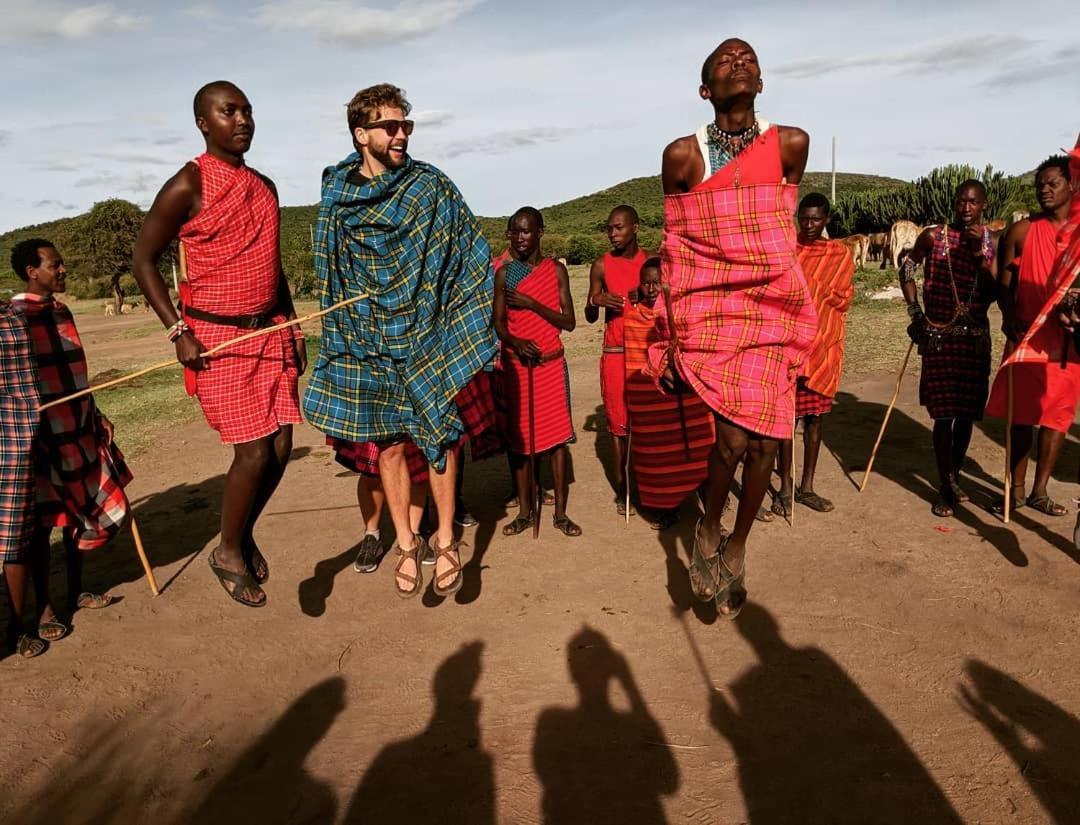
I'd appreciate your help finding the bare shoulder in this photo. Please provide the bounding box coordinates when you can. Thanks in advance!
[250,167,279,200]
[776,125,809,150]
[148,162,199,214]
[1004,217,1031,244]
[589,256,606,277]
[662,135,697,164]
[553,258,570,279]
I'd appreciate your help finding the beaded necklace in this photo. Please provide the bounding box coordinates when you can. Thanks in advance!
[925,224,989,332]
[705,119,761,188]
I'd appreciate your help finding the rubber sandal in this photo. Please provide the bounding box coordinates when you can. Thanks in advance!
[393,539,423,599]
[1026,494,1068,516]
[432,540,464,596]
[247,546,269,584]
[991,490,1025,516]
[502,515,534,536]
[689,519,720,602]
[649,510,679,531]
[505,490,555,509]
[931,497,955,518]
[552,515,583,537]
[208,549,267,608]
[616,499,636,517]
[76,592,115,610]
[795,488,834,513]
[37,616,68,642]
[949,479,970,503]
[770,493,791,519]
[16,634,47,658]
[715,540,747,619]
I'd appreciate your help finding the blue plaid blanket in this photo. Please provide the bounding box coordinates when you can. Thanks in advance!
[302,154,496,468]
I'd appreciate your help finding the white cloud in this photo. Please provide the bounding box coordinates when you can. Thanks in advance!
[91,149,178,166]
[0,1,144,40]
[0,130,10,145]
[429,125,590,160]
[773,35,1037,79]
[32,199,79,211]
[254,0,482,46]
[185,3,220,20]
[74,171,158,193]
[413,110,454,128]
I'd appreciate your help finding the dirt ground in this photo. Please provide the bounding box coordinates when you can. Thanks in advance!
[2,310,1080,824]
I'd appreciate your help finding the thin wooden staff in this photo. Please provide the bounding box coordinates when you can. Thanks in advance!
[625,428,632,526]
[39,293,368,411]
[528,360,540,540]
[1004,365,1014,524]
[859,340,915,494]
[129,515,159,596]
[789,412,797,528]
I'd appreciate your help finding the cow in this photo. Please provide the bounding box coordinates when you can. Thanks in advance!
[1012,210,1030,224]
[839,234,869,270]
[867,231,887,262]
[888,220,921,269]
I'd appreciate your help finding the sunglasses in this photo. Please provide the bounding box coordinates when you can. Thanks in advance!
[363,119,414,137]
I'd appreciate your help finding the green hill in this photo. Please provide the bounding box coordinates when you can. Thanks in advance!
[2,171,905,295]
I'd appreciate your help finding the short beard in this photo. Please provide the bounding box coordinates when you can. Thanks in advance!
[370,144,407,169]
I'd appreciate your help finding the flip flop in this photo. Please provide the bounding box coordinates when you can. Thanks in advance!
[76,592,115,610]
[247,546,270,584]
[552,515,582,537]
[795,488,834,513]
[1026,494,1068,516]
[208,549,267,608]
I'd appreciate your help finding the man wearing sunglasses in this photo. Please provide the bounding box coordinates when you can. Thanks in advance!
[304,84,497,600]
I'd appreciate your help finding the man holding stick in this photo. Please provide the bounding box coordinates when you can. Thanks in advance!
[648,38,815,616]
[900,181,997,518]
[303,84,496,598]
[133,81,304,608]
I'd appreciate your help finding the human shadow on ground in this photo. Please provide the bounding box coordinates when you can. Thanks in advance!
[185,676,345,824]
[705,603,964,824]
[533,626,679,824]
[343,641,494,824]
[959,659,1080,824]
[828,391,1029,566]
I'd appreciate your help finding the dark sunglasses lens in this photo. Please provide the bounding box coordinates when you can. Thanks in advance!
[402,121,414,136]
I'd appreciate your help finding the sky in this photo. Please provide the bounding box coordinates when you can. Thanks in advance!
[1,0,1077,232]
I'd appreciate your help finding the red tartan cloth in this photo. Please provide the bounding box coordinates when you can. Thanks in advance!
[797,240,855,398]
[918,226,994,420]
[329,436,430,484]
[500,259,575,454]
[986,216,1080,430]
[624,299,714,509]
[645,183,816,439]
[795,379,833,417]
[11,294,132,552]
[598,251,646,437]
[179,153,301,445]
[0,304,39,564]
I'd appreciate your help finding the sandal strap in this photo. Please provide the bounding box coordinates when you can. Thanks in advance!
[434,542,462,585]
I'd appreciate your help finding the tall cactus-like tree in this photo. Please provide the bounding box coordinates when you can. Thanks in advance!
[85,199,145,314]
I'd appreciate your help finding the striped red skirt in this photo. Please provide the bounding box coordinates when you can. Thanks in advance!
[795,379,833,417]
[499,351,575,455]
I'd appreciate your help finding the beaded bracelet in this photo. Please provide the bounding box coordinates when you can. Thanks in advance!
[166,319,190,342]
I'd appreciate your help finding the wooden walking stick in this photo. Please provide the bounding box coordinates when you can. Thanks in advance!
[624,428,632,526]
[859,340,915,493]
[1004,365,1014,524]
[789,413,797,528]
[129,515,159,596]
[528,360,540,539]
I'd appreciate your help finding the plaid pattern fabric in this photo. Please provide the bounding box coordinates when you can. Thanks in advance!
[303,154,497,470]
[329,436,431,484]
[0,305,39,564]
[797,240,855,398]
[455,369,502,460]
[918,227,994,420]
[795,379,833,417]
[645,183,817,439]
[12,295,132,552]
[180,153,301,444]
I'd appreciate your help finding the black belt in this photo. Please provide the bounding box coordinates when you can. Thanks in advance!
[181,303,277,330]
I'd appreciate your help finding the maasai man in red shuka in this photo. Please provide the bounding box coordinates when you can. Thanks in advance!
[985,156,1078,516]
[585,206,651,517]
[494,207,581,538]
[1007,134,1080,547]
[9,240,130,647]
[900,181,998,519]
[773,193,855,517]
[624,258,715,530]
[0,296,46,658]
[134,81,305,608]
[647,39,815,617]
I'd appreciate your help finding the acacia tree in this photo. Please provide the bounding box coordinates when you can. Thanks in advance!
[85,199,144,313]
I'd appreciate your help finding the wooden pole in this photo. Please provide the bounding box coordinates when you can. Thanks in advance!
[790,413,797,528]
[528,361,540,539]
[625,429,632,526]
[860,340,915,493]
[1004,366,1014,524]
[129,515,159,596]
[39,293,367,411]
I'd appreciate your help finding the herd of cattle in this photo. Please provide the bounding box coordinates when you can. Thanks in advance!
[836,211,1030,271]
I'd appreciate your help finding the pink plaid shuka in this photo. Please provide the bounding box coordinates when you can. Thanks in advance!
[646,183,817,439]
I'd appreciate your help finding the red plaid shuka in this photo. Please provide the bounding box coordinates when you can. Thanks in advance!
[11,294,132,552]
[179,153,301,445]
[918,226,994,421]
[0,304,39,564]
[645,183,817,439]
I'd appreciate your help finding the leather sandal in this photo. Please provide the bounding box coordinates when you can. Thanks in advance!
[393,539,423,599]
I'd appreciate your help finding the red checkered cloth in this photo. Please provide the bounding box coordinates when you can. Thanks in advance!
[795,379,833,417]
[0,304,39,564]
[11,294,132,552]
[645,183,817,439]
[918,227,994,420]
[179,153,301,445]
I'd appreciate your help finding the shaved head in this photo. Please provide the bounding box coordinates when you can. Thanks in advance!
[609,204,639,224]
[193,80,245,119]
[701,38,755,85]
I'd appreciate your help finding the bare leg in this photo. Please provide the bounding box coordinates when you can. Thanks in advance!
[378,442,417,591]
[949,418,974,479]
[800,414,823,492]
[428,449,459,587]
[552,445,569,520]
[356,475,385,532]
[699,420,750,554]
[29,528,62,638]
[776,438,794,498]
[242,427,292,565]
[1008,424,1034,492]
[1031,427,1067,501]
[612,434,627,498]
[725,435,779,568]
[509,452,533,522]
[213,435,274,604]
[2,563,32,639]
[932,419,956,514]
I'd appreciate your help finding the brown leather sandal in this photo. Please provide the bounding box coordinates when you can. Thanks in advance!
[432,540,464,597]
[393,539,423,599]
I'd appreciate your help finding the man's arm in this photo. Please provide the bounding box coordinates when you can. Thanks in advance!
[900,229,934,344]
[997,220,1028,341]
[584,257,604,324]
[778,126,810,185]
[661,136,701,195]
[131,164,205,369]
[503,263,576,332]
